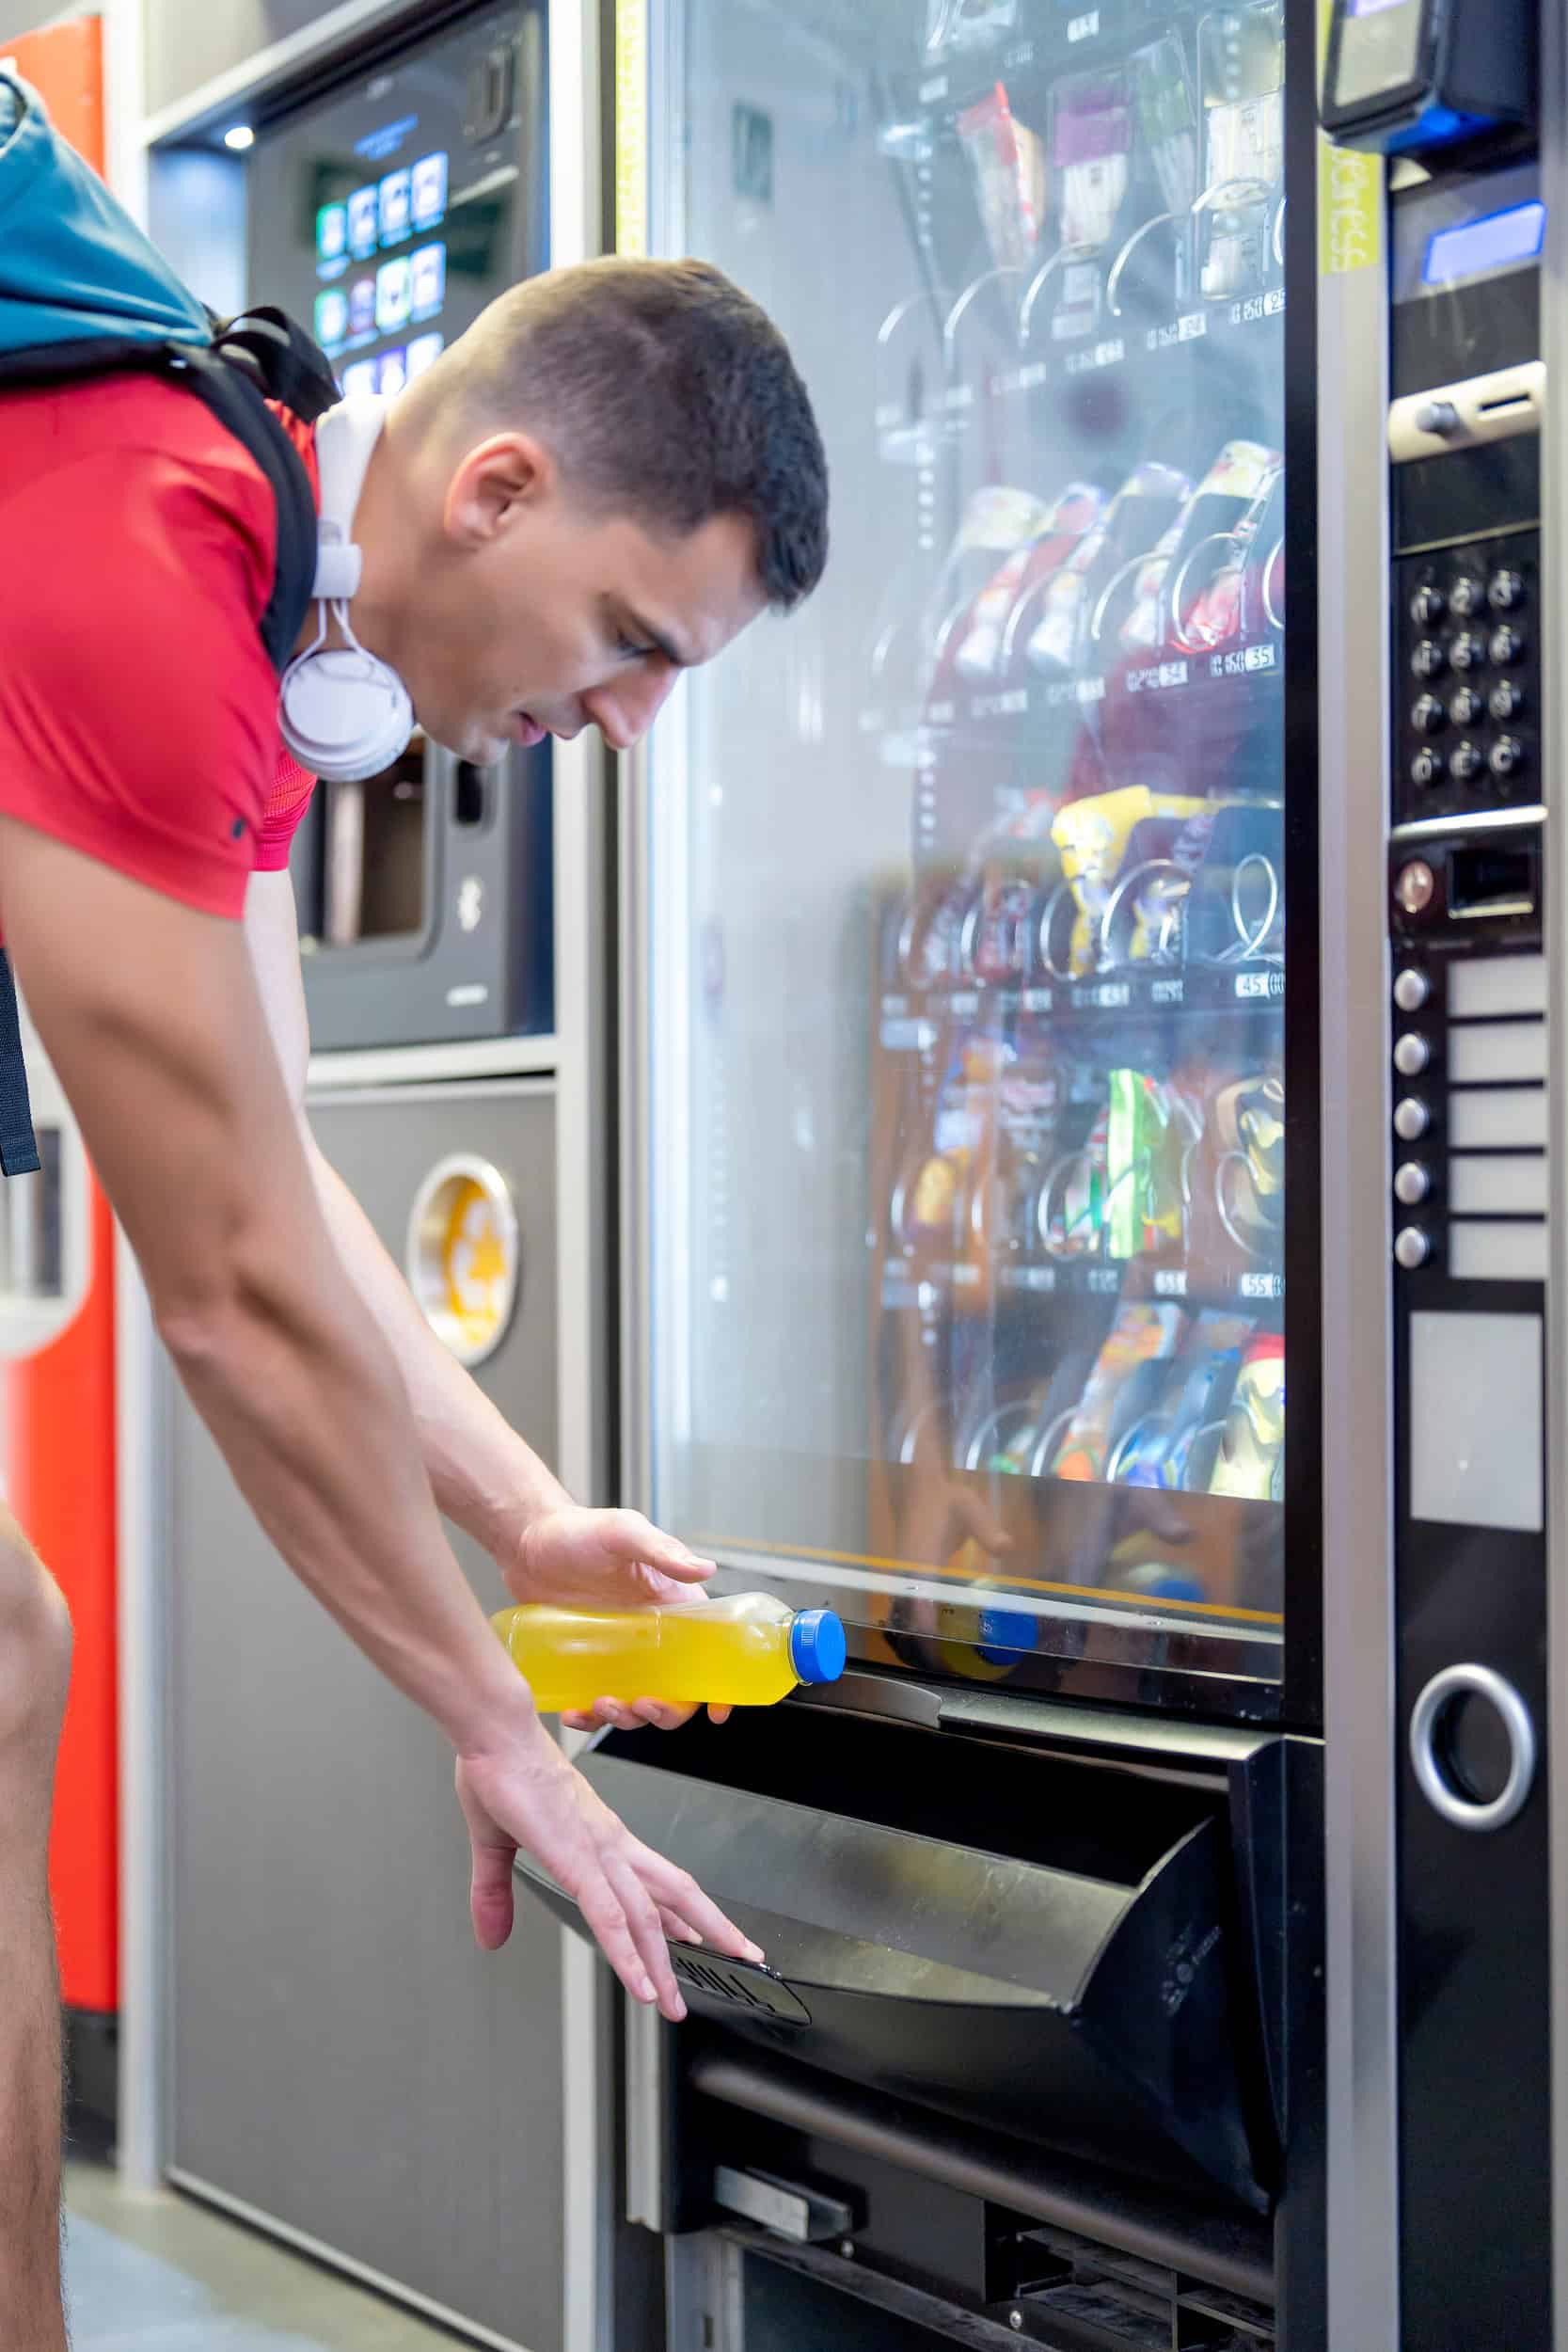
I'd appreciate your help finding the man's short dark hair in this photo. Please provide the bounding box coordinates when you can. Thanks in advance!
[447,256,828,611]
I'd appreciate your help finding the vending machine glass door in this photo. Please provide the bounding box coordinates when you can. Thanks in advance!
[638,0,1316,1724]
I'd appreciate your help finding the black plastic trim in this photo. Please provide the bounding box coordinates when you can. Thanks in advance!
[687,2045,1275,2309]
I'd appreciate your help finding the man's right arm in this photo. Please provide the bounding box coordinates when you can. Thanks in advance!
[0,817,752,2010]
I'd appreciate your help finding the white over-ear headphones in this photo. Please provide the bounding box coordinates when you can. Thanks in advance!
[277,396,416,784]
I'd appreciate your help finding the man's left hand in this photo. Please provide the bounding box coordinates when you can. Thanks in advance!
[506,1503,733,1734]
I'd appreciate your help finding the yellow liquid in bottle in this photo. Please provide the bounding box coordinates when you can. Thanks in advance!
[491,1592,806,1712]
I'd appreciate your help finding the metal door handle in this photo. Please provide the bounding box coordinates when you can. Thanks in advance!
[1409,1664,1536,1831]
[712,2165,854,2246]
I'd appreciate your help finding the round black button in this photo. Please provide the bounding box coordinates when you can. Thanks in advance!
[1449,740,1482,783]
[1449,632,1483,673]
[1490,678,1525,723]
[1412,639,1447,679]
[1488,569,1524,612]
[1412,693,1447,733]
[1411,582,1446,626]
[1410,748,1443,788]
[1489,736,1525,779]
[1448,688,1481,727]
[1449,575,1484,618]
[1489,625,1524,666]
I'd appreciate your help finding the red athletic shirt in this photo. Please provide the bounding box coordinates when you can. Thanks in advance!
[0,373,321,920]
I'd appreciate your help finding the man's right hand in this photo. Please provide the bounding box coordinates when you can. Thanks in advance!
[453,1713,764,2022]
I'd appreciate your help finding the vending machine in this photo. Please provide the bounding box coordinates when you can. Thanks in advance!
[245,1,555,1052]
[522,0,1330,2344]
[1318,0,1555,2342]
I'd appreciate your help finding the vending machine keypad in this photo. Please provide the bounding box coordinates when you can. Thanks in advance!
[1394,535,1539,827]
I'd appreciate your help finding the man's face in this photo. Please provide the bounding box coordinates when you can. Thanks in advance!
[394,433,768,766]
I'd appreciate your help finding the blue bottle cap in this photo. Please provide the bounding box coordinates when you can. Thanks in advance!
[976,1607,1037,1664]
[789,1608,847,1685]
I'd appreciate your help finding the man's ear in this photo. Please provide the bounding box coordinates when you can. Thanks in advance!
[443,431,557,546]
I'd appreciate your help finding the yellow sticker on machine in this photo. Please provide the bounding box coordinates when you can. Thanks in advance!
[1316,0,1383,274]
[615,0,647,256]
[1319,137,1383,274]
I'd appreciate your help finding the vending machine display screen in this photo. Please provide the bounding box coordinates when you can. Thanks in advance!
[643,0,1303,1711]
[245,2,538,400]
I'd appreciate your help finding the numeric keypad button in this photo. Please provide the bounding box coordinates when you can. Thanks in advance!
[1488,625,1524,667]
[1490,678,1525,723]
[1448,688,1482,727]
[1449,632,1484,673]
[1488,569,1524,612]
[1449,575,1484,618]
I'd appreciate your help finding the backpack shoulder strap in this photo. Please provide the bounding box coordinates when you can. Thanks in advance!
[209,305,340,424]
[177,347,320,675]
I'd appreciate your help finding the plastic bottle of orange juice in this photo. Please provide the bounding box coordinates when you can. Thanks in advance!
[490,1592,847,1712]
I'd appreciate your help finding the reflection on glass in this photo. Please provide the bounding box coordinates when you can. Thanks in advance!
[650,0,1292,1699]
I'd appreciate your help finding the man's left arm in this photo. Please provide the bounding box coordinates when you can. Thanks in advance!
[243,870,720,1681]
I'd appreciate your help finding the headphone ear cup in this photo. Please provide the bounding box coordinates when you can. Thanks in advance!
[278,645,415,783]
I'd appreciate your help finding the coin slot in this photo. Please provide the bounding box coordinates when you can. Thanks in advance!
[453,761,488,828]
[1448,843,1534,922]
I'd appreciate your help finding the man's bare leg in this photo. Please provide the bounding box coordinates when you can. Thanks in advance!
[0,1507,71,2352]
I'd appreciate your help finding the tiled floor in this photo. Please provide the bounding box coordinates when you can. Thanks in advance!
[63,2155,468,2351]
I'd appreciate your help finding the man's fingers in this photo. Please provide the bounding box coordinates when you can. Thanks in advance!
[632,1845,764,1965]
[954,1489,1016,1557]
[467,1835,517,1953]
[630,1698,697,1731]
[608,1510,715,1581]
[575,1871,659,2010]
[605,1853,687,2022]
[659,1907,704,1946]
[705,1704,734,1726]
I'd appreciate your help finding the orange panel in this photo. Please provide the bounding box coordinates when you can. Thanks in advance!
[2,14,116,2016]
[3,15,104,173]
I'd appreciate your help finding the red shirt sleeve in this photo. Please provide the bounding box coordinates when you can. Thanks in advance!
[255,747,319,872]
[0,379,312,918]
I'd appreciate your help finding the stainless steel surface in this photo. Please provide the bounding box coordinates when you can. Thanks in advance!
[1542,3,1568,2336]
[117,1233,172,2193]
[1408,1664,1538,1832]
[623,1994,670,2235]
[139,0,419,142]
[1387,360,1546,461]
[1319,181,1402,2352]
[711,2166,854,2246]
[308,1036,558,1089]
[1391,802,1548,841]
[167,1083,563,2352]
[166,2172,533,2352]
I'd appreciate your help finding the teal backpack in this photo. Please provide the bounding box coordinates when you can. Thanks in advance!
[0,67,338,671]
[0,69,341,1171]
